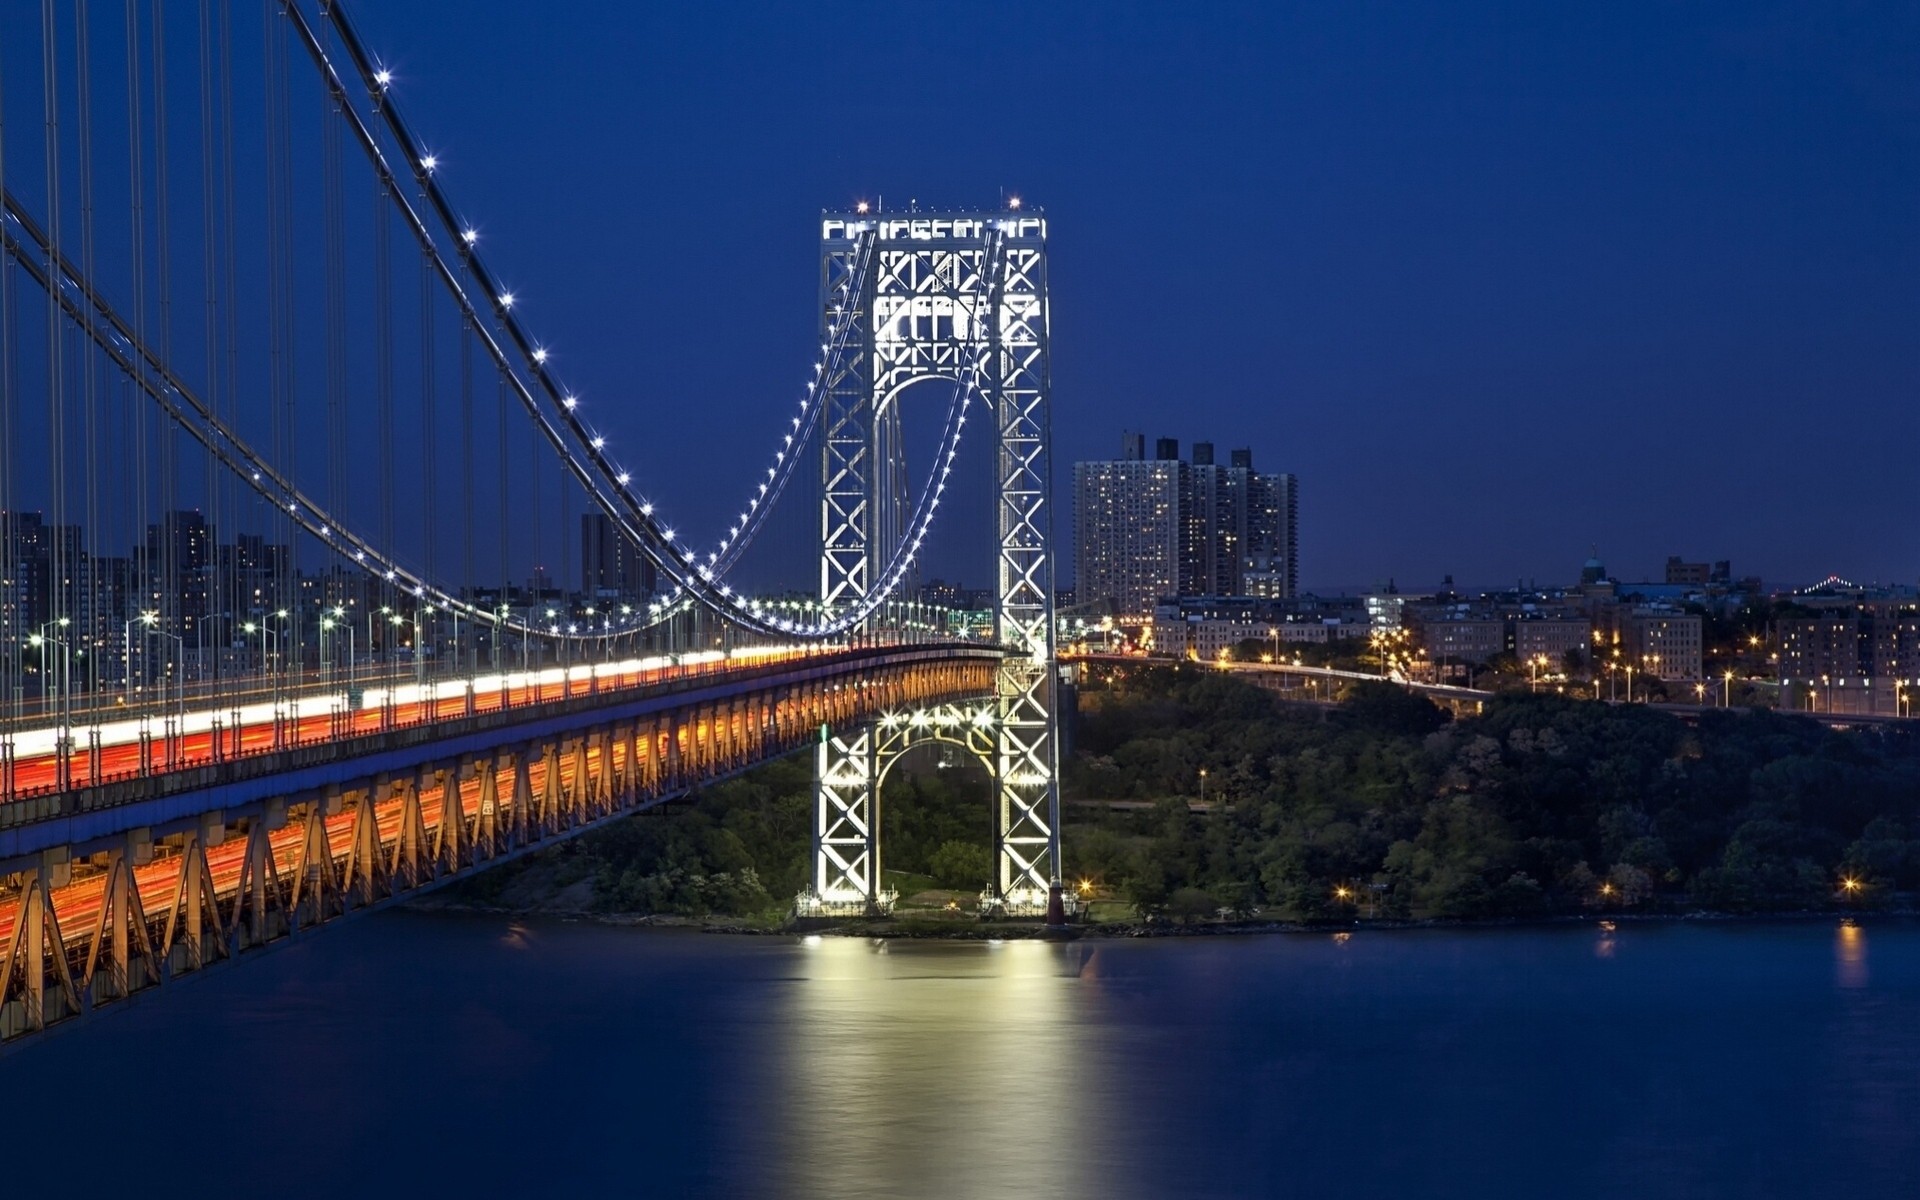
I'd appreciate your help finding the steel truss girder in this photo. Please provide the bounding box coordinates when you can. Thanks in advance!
[1,651,998,1048]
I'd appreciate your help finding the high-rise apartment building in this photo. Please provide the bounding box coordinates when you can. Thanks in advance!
[1073,448,1184,619]
[1245,468,1297,600]
[580,512,657,600]
[1074,432,1298,616]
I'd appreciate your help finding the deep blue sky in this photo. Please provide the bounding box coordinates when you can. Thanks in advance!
[363,1,1919,593]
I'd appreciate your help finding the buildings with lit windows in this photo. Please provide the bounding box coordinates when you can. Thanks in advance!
[1073,433,1298,619]
[1618,611,1705,681]
[1775,602,1920,714]
[580,512,658,602]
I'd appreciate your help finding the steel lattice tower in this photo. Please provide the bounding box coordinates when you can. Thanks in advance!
[810,210,1061,918]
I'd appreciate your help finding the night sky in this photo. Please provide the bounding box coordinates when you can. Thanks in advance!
[363,1,1919,594]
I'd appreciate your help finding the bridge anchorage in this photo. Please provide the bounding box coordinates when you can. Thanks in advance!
[799,211,1064,922]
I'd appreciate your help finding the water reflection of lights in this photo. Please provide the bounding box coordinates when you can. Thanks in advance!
[1836,920,1868,989]
[1595,921,1617,959]
[756,937,1112,1198]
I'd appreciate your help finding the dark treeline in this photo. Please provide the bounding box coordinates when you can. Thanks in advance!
[453,751,995,918]
[1068,666,1920,918]
[456,664,1920,923]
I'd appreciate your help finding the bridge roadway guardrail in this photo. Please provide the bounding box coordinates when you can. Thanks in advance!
[0,641,1004,1046]
[0,643,1005,871]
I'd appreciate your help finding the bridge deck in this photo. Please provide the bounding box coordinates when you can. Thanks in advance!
[0,643,1002,1048]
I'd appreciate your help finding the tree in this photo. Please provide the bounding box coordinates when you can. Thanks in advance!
[1166,886,1217,924]
[1340,680,1449,737]
[927,840,993,890]
[1232,637,1271,662]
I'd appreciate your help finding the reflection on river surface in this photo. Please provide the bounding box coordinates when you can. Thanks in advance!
[5,916,1919,1199]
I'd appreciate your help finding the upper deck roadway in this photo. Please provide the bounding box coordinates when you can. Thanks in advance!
[0,640,1003,1047]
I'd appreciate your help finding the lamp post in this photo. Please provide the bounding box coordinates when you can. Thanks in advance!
[29,620,73,787]
[30,618,72,723]
[145,625,186,755]
[251,609,290,695]
[414,602,430,688]
[320,612,356,697]
[122,609,160,708]
[241,621,265,693]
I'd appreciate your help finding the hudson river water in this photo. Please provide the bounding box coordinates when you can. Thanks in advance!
[7,915,1919,1198]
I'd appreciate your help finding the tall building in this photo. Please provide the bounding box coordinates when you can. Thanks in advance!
[580,512,656,600]
[1074,433,1299,616]
[1245,464,1298,600]
[1184,449,1249,597]
[1073,449,1184,619]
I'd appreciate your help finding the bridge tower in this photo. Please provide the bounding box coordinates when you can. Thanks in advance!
[807,209,1062,919]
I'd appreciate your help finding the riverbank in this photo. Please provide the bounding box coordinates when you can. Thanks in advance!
[406,891,1918,940]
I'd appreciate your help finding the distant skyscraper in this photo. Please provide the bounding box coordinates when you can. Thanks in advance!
[580,512,657,600]
[1073,458,1184,618]
[1075,435,1299,614]
[1183,457,1247,596]
[1246,470,1298,599]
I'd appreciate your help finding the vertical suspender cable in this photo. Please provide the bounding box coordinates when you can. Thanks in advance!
[273,6,298,689]
[260,0,283,697]
[496,365,508,672]
[374,156,393,670]
[198,0,223,696]
[460,266,475,672]
[219,0,241,693]
[123,0,148,702]
[529,387,542,661]
[418,195,436,682]
[41,0,68,727]
[0,36,16,754]
[152,0,178,689]
[322,36,348,620]
[76,0,103,701]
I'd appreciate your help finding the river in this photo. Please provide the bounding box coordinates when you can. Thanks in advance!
[4,914,1917,1198]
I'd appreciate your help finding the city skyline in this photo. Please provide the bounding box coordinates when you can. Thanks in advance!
[357,1,1917,588]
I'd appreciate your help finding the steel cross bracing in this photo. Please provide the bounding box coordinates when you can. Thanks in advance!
[802,701,999,917]
[809,213,1061,918]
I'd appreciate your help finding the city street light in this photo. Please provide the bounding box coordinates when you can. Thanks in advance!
[320,611,356,698]
[29,617,72,722]
[241,621,268,689]
[122,609,160,708]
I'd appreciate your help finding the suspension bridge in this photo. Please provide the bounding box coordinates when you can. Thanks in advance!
[0,1,1063,1046]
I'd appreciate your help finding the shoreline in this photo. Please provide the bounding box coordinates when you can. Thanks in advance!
[405,897,1917,940]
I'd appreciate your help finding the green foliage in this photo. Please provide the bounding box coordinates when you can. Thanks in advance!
[458,745,1001,920]
[927,839,993,889]
[1338,681,1450,737]
[1067,664,1920,919]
